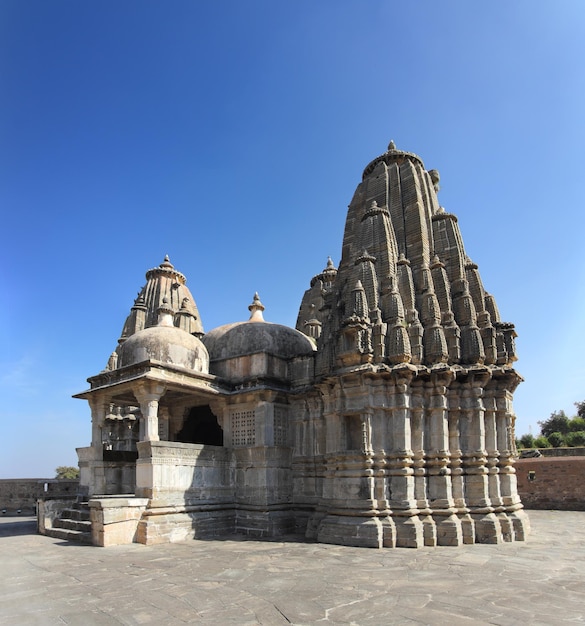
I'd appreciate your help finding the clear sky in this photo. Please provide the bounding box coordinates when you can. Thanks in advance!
[1,1,584,478]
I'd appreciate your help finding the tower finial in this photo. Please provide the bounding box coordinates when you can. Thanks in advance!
[248,292,265,322]
[160,255,174,269]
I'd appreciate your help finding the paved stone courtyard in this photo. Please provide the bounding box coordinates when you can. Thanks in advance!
[1,510,584,625]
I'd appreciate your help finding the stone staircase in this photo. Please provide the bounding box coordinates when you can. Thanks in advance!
[46,502,92,544]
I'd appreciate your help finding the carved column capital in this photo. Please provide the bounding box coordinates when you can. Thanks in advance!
[133,380,166,442]
[133,380,167,405]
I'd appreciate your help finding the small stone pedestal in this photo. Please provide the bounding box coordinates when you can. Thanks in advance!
[89,497,149,546]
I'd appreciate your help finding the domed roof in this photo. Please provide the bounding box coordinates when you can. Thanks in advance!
[203,294,316,361]
[118,300,209,373]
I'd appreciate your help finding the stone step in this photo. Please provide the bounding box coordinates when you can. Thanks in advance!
[45,502,92,544]
[61,506,90,522]
[53,518,92,532]
[45,527,92,545]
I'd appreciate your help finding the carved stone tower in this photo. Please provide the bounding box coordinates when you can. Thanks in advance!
[295,141,529,547]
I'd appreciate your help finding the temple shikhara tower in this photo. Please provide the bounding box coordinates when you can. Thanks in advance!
[45,141,529,548]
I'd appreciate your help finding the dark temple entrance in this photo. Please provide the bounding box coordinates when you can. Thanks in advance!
[177,405,223,446]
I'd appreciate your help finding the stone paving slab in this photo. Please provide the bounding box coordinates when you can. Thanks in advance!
[0,511,584,625]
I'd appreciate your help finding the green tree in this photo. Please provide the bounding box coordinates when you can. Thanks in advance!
[575,401,585,419]
[569,417,585,432]
[518,433,535,449]
[55,466,79,479]
[538,411,570,438]
[533,435,551,448]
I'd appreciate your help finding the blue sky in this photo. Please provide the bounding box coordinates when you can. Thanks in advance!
[1,1,584,477]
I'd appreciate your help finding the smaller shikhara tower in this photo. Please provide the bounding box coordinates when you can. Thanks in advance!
[294,141,529,547]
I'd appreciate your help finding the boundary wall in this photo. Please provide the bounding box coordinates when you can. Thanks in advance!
[515,456,585,511]
[0,479,79,515]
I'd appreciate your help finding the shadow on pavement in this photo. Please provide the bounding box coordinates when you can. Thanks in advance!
[0,517,38,537]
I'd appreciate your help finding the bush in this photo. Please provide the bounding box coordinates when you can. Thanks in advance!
[533,436,551,448]
[547,431,565,448]
[565,431,585,447]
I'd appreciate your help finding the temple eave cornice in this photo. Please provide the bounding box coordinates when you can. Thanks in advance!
[75,360,227,399]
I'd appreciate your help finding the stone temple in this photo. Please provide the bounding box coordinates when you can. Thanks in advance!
[69,141,529,548]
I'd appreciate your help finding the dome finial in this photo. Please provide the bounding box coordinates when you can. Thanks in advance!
[248,292,265,322]
[388,140,396,151]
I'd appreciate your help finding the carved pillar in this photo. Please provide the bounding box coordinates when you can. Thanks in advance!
[447,387,474,543]
[361,411,375,502]
[496,382,530,541]
[303,393,327,540]
[133,381,166,500]
[484,389,513,541]
[387,367,423,548]
[462,370,502,543]
[133,381,166,442]
[426,369,462,546]
[371,408,394,547]
[410,379,435,546]
[86,394,110,496]
[484,392,503,509]
[89,396,108,448]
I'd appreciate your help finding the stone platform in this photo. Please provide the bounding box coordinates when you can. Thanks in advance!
[0,510,583,625]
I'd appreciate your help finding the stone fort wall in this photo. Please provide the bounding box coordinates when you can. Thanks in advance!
[0,479,79,515]
[515,457,585,511]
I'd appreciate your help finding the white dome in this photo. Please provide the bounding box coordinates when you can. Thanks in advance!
[118,322,209,373]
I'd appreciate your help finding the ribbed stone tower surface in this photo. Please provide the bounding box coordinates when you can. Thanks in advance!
[118,255,203,345]
[294,142,529,548]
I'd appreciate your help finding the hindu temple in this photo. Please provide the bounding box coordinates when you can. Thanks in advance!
[47,141,530,548]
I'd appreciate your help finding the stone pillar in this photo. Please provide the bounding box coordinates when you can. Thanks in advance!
[410,379,435,546]
[302,393,327,539]
[426,369,462,546]
[133,381,166,500]
[134,382,166,442]
[448,389,474,544]
[462,370,502,544]
[484,393,502,508]
[89,396,108,448]
[496,383,530,541]
[86,395,110,496]
[371,407,395,547]
[387,367,423,548]
[484,390,511,540]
